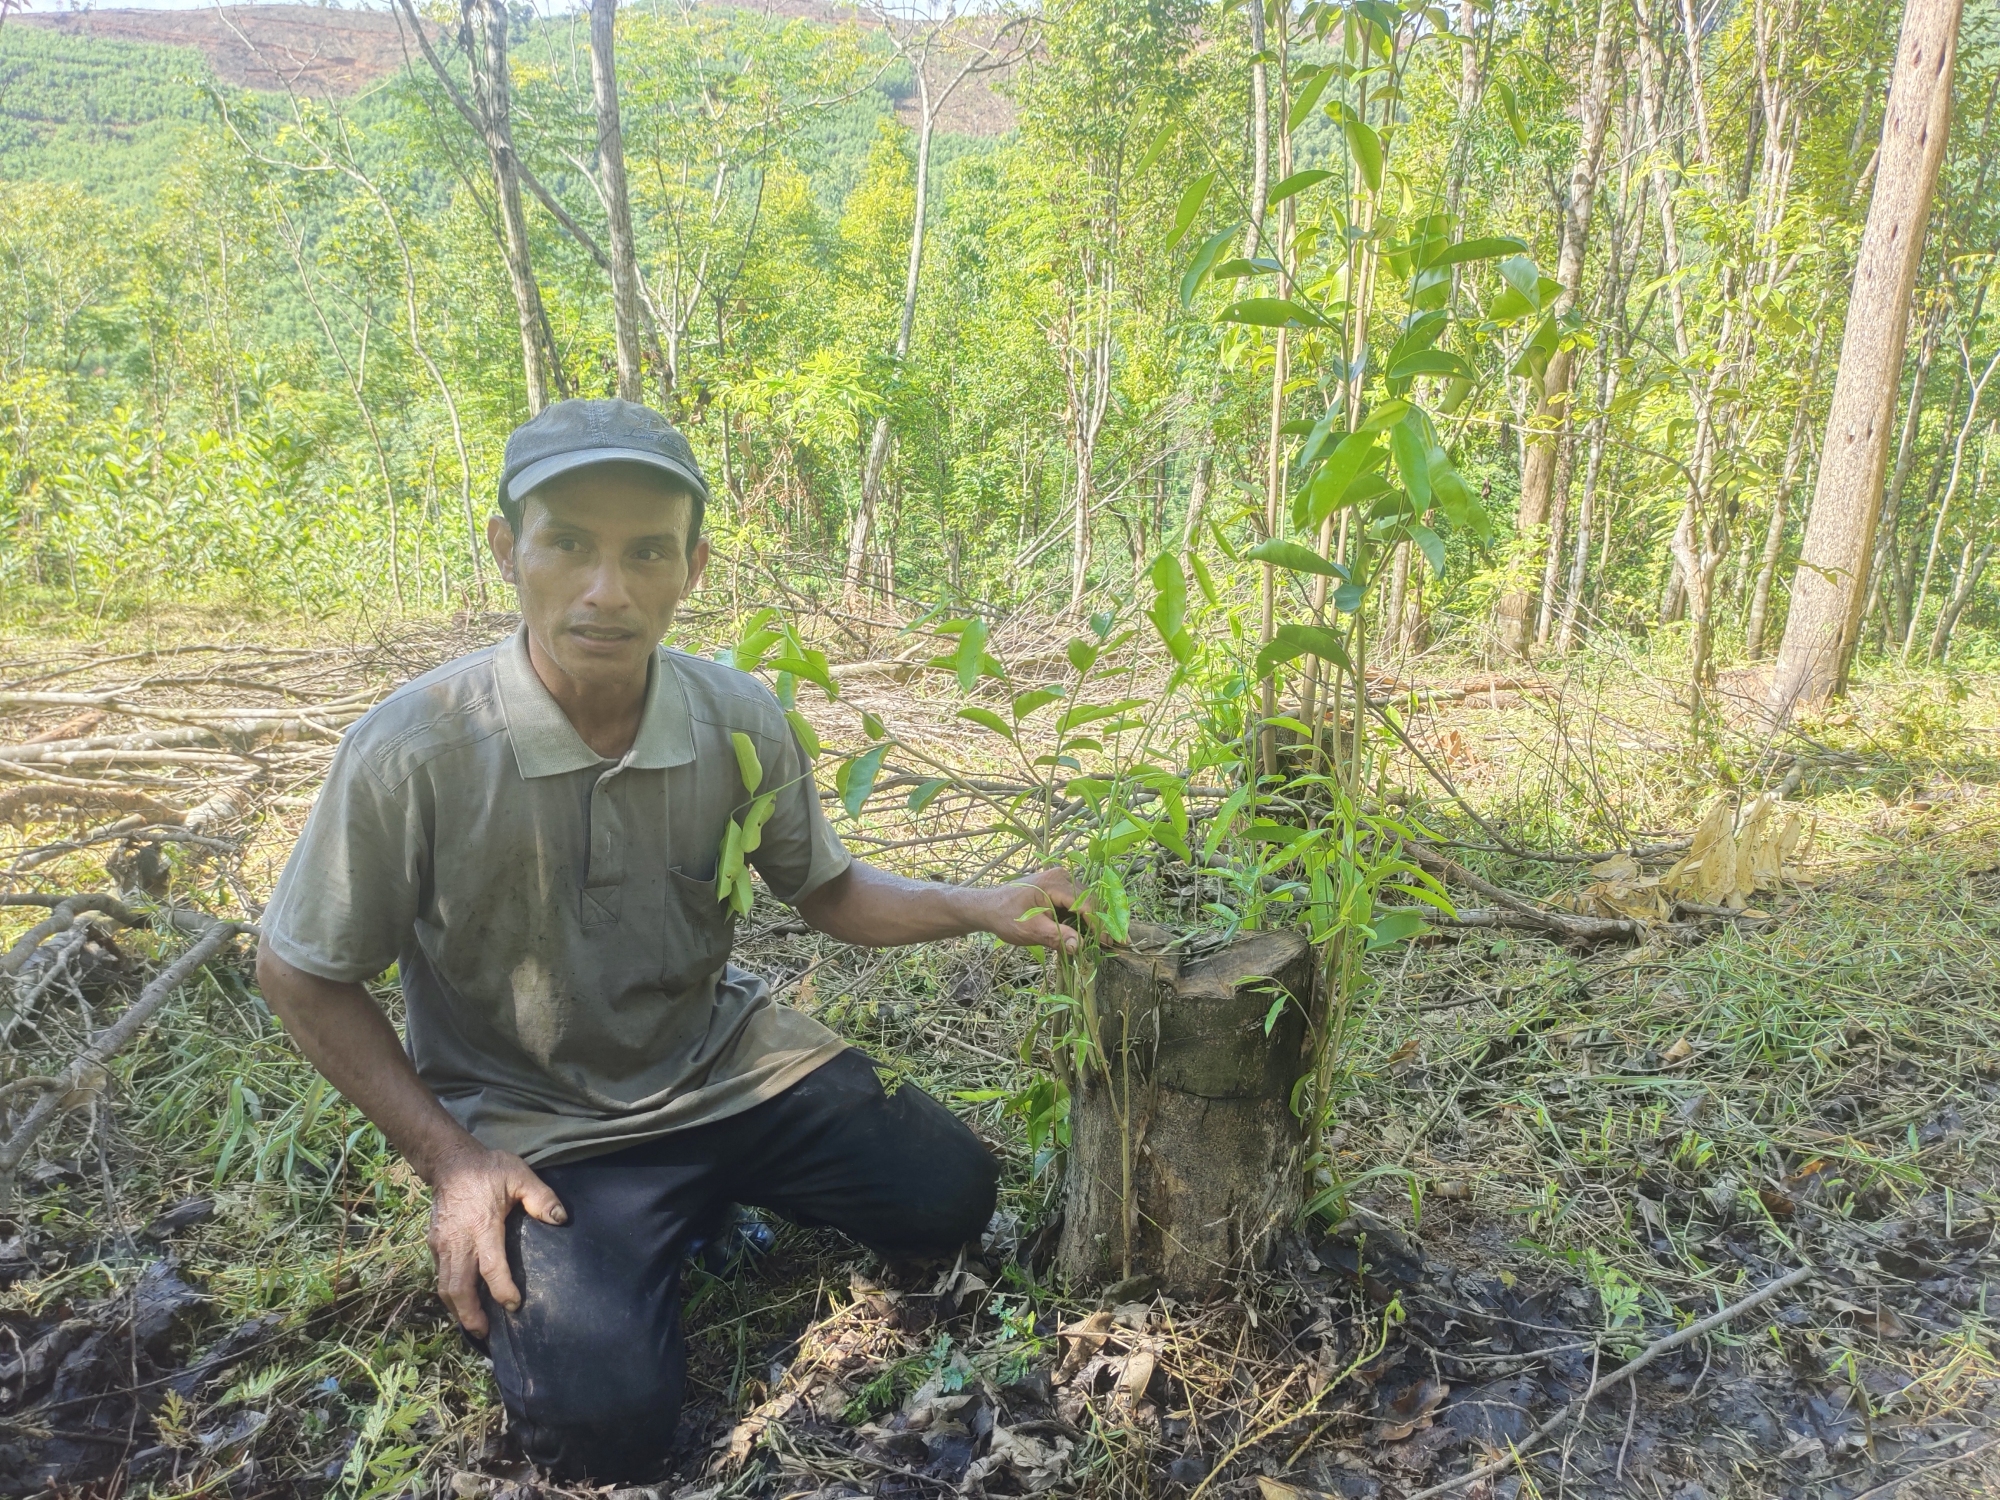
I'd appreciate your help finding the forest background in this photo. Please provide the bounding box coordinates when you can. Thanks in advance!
[0,0,1995,678]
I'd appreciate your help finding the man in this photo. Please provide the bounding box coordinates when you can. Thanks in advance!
[256,398,1077,1482]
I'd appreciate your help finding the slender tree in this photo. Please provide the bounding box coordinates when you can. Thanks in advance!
[1493,0,1618,658]
[843,4,1028,603]
[1768,0,1965,714]
[590,0,650,404]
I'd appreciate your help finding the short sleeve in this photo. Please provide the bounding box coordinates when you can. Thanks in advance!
[262,733,428,983]
[747,720,852,906]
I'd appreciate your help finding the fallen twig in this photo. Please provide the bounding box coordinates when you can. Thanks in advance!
[0,917,248,1211]
[2,895,140,974]
[1408,848,1643,943]
[1400,1264,1815,1500]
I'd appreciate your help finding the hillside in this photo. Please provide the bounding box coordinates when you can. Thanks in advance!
[0,4,1010,212]
[13,5,420,96]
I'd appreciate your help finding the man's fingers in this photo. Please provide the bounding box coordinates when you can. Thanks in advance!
[516,1170,568,1227]
[477,1221,523,1314]
[435,1244,487,1336]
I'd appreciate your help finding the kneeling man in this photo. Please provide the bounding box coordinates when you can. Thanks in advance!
[256,399,1076,1481]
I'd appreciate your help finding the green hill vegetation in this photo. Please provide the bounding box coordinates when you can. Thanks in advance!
[0,23,221,206]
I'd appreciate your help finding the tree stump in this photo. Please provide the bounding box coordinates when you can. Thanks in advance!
[1056,924,1317,1294]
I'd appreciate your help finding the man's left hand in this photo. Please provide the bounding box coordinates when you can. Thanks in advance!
[985,867,1082,952]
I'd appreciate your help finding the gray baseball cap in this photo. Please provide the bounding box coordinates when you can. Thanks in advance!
[498,398,710,512]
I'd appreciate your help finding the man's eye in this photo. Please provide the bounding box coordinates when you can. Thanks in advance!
[633,547,666,562]
[554,537,581,552]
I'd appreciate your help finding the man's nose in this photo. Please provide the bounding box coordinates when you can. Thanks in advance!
[577,556,635,612]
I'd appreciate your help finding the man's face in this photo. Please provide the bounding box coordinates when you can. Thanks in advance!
[488,464,710,697]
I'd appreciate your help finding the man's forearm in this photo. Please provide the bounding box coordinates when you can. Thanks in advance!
[254,940,483,1185]
[796,860,1015,946]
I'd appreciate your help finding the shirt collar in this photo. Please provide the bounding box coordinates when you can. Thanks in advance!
[494,626,695,778]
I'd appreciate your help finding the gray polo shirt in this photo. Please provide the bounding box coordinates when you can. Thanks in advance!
[262,628,852,1165]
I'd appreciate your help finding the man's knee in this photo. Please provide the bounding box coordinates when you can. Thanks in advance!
[494,1324,683,1481]
[484,1216,686,1482]
[878,1081,1000,1255]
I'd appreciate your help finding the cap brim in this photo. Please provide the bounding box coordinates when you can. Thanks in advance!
[507,447,709,505]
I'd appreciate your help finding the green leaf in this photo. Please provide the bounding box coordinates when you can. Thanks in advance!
[784,709,821,761]
[1203,784,1251,862]
[1499,253,1541,305]
[1286,62,1338,131]
[1168,171,1216,250]
[1212,256,1284,280]
[1305,430,1381,527]
[1254,622,1352,680]
[1135,118,1177,176]
[952,618,990,693]
[1429,449,1478,528]
[1358,399,1412,434]
[1294,402,1348,474]
[1367,910,1429,949]
[767,648,834,696]
[715,817,747,902]
[861,710,888,741]
[1190,551,1220,606]
[1343,119,1383,192]
[1390,416,1432,511]
[1181,225,1240,308]
[1411,523,1446,577]
[1388,349,1477,381]
[1494,79,1529,146]
[730,730,764,795]
[1057,698,1148,732]
[1065,637,1100,675]
[739,791,778,856]
[959,706,1016,740]
[1218,297,1325,329]
[1208,516,1241,561]
[907,777,949,814]
[1148,551,1188,644]
[1266,168,1334,207]
[836,744,887,819]
[1095,866,1132,945]
[1011,686,1064,721]
[1420,235,1529,270]
[1247,538,1344,578]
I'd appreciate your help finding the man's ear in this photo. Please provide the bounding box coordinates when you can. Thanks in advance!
[488,514,518,584]
[685,535,712,593]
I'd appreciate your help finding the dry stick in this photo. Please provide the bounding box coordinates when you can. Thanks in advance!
[1408,848,1644,943]
[0,919,246,1212]
[2,895,139,974]
[1400,1264,1815,1500]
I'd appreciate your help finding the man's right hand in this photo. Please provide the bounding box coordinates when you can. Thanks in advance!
[427,1144,568,1337]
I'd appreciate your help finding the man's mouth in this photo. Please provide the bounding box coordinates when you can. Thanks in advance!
[566,623,639,648]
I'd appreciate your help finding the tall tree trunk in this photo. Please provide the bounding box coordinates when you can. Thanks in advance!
[467,0,561,414]
[589,0,647,404]
[1494,0,1618,658]
[1767,0,1964,715]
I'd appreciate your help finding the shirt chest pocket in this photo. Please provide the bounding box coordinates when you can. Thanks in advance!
[664,865,735,990]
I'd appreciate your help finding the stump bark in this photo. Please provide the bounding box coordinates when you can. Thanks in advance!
[1055,925,1317,1293]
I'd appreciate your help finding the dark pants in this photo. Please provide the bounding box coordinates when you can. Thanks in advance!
[475,1049,998,1482]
